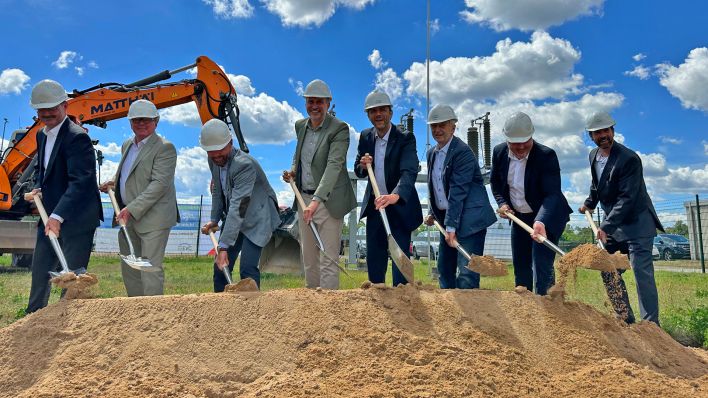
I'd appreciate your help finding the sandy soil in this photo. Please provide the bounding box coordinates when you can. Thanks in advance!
[0,286,705,397]
[469,255,508,276]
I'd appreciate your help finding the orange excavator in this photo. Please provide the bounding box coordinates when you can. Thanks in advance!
[0,55,248,219]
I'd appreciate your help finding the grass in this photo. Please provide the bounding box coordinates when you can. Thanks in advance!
[0,253,706,346]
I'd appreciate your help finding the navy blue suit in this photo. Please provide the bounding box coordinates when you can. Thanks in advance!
[354,125,422,286]
[584,142,663,324]
[490,141,571,295]
[27,118,102,313]
[427,136,496,289]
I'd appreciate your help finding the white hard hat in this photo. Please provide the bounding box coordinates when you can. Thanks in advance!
[127,99,159,119]
[200,119,233,151]
[30,79,69,109]
[303,79,332,98]
[427,104,457,124]
[364,91,392,111]
[585,111,616,132]
[502,112,534,143]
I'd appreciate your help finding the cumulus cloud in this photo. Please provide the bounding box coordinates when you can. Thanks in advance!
[404,32,583,104]
[656,47,708,111]
[658,136,682,145]
[373,68,403,103]
[460,0,605,32]
[632,53,646,62]
[646,164,708,193]
[94,142,122,157]
[262,0,376,27]
[637,151,668,177]
[174,146,212,196]
[52,50,81,69]
[0,68,31,95]
[624,65,650,80]
[203,0,254,18]
[368,49,386,69]
[229,74,256,96]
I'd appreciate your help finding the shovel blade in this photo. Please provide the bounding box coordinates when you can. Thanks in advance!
[388,235,414,283]
[121,255,158,272]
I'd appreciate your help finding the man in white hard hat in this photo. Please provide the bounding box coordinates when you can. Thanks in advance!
[579,111,663,325]
[424,104,496,289]
[99,100,178,296]
[25,79,103,313]
[490,112,572,295]
[282,79,356,290]
[354,91,422,286]
[201,119,280,291]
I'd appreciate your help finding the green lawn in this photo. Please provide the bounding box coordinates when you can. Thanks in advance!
[0,253,706,346]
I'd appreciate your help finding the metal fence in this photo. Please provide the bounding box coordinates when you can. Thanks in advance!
[93,194,707,274]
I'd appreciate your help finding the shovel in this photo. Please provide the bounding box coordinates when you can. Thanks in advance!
[584,210,631,270]
[288,180,351,278]
[364,161,415,283]
[207,228,234,285]
[432,220,506,277]
[499,209,566,257]
[24,191,86,278]
[107,188,157,272]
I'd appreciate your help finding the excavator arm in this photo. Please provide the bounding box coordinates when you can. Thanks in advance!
[0,55,248,216]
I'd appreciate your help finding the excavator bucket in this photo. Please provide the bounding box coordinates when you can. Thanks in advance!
[259,207,303,275]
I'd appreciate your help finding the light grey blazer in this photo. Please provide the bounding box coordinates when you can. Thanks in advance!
[210,147,281,248]
[114,133,179,234]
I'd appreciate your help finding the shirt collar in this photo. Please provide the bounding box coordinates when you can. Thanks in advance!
[133,132,155,148]
[45,117,68,137]
[507,146,530,161]
[435,137,452,155]
[374,125,391,142]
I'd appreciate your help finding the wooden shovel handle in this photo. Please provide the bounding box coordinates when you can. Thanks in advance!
[107,188,127,227]
[584,210,599,235]
[208,231,220,251]
[364,157,382,199]
[288,180,309,211]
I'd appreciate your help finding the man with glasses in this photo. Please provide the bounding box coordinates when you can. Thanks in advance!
[99,99,178,296]
[25,80,103,312]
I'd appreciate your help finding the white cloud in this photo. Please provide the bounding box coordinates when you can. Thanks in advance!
[203,0,254,18]
[624,65,650,80]
[229,74,256,96]
[0,68,31,95]
[175,146,211,196]
[460,0,605,32]
[368,49,386,69]
[52,50,81,69]
[374,68,403,103]
[88,61,99,69]
[430,18,440,35]
[656,47,708,111]
[404,32,583,104]
[262,0,376,27]
[637,151,668,177]
[94,142,122,157]
[658,136,682,145]
[75,66,85,76]
[632,53,646,62]
[646,164,708,193]
[288,78,304,96]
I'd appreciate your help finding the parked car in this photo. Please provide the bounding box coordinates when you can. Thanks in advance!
[653,234,691,261]
[412,230,440,260]
[652,244,660,260]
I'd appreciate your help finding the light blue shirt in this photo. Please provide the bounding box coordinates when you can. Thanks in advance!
[373,126,390,195]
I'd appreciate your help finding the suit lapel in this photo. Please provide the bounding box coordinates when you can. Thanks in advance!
[500,145,510,192]
[312,115,331,157]
[442,137,457,189]
[127,134,158,178]
[597,144,618,191]
[383,127,397,183]
[43,119,69,182]
[523,142,537,191]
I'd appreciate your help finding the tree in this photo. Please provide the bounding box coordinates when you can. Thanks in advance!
[665,220,689,237]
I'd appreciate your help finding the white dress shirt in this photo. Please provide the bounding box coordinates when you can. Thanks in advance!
[594,150,609,180]
[507,148,533,213]
[44,117,68,223]
[119,134,152,196]
[431,139,451,211]
[373,126,390,195]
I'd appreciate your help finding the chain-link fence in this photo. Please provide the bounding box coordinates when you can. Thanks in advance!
[93,194,707,274]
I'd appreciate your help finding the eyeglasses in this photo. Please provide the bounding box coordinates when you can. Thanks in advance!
[130,118,155,125]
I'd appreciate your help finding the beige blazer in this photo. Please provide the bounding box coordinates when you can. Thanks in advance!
[113,133,179,234]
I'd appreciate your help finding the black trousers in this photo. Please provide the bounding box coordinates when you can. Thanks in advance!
[510,212,557,295]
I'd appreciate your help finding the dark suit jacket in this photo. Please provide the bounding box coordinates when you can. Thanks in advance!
[33,118,102,236]
[354,125,422,232]
[426,136,496,238]
[490,141,572,238]
[583,142,663,241]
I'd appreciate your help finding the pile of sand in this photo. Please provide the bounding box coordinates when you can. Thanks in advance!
[0,286,705,397]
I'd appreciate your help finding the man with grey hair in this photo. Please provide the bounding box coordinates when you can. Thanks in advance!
[99,99,178,296]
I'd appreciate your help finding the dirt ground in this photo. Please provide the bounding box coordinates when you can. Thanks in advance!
[0,286,705,397]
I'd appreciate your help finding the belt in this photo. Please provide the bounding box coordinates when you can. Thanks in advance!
[302,189,316,195]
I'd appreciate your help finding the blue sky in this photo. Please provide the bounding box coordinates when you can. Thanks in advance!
[0,0,706,210]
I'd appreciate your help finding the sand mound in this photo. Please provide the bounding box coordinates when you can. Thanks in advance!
[469,255,508,276]
[561,244,630,272]
[0,287,705,397]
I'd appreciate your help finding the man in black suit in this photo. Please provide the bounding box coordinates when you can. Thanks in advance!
[490,112,572,295]
[579,111,662,325]
[354,91,422,286]
[25,80,102,313]
[424,104,497,289]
